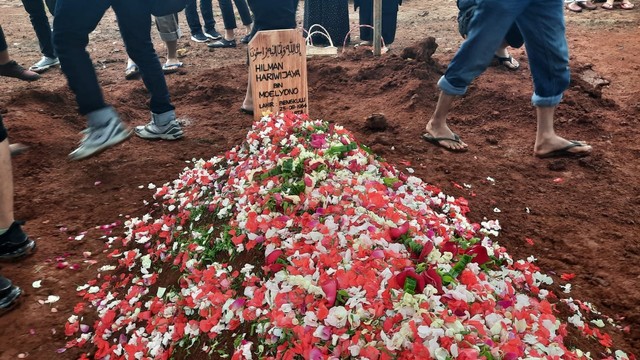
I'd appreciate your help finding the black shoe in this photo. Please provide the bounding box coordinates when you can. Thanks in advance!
[0,276,21,316]
[0,221,36,261]
[204,29,222,40]
[240,34,252,44]
[190,33,209,43]
[0,61,41,82]
[9,143,29,157]
[207,38,237,48]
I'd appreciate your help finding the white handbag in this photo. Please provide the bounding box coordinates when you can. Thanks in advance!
[305,24,338,57]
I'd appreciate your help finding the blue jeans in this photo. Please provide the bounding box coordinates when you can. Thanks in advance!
[21,0,56,59]
[184,0,216,35]
[52,0,174,120]
[439,0,570,107]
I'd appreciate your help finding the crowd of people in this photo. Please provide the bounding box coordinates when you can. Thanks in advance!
[1,0,630,313]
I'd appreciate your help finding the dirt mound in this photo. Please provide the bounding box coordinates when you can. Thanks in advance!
[0,14,638,356]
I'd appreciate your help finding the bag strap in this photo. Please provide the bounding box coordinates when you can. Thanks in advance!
[306,31,335,48]
[304,24,335,47]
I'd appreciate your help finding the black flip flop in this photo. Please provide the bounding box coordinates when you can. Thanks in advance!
[535,140,592,159]
[494,55,520,71]
[422,133,468,153]
[240,107,254,116]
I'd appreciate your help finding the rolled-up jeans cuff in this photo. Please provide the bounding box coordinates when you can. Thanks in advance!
[158,31,181,42]
[87,106,117,128]
[531,93,563,107]
[155,14,181,42]
[152,109,176,127]
[437,76,467,96]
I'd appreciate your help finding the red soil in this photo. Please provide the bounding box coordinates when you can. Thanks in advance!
[0,1,638,358]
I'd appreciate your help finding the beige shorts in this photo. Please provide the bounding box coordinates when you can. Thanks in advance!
[154,13,181,42]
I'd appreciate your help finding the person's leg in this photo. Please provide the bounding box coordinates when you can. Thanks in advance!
[0,115,35,260]
[208,0,238,47]
[242,75,253,112]
[218,0,238,33]
[54,0,131,160]
[517,0,591,157]
[155,14,182,68]
[380,0,399,46]
[165,40,178,63]
[424,92,467,151]
[21,0,56,59]
[0,119,14,230]
[0,26,8,64]
[358,0,373,43]
[200,0,218,35]
[424,0,526,149]
[494,40,519,70]
[52,0,110,116]
[113,0,174,116]
[114,0,182,139]
[184,0,205,38]
[234,0,253,29]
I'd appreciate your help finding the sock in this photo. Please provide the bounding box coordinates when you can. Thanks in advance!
[0,227,8,236]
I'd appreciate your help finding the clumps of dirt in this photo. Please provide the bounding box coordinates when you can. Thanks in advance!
[364,113,389,131]
[305,37,443,113]
[400,37,438,64]
[546,160,568,172]
[7,88,76,116]
[569,64,616,107]
[577,153,612,173]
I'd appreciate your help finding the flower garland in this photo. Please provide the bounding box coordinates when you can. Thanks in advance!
[65,113,633,360]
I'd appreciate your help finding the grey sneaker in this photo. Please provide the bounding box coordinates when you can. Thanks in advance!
[29,56,60,73]
[135,120,183,140]
[69,109,131,160]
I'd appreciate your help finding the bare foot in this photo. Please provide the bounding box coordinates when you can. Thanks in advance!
[423,120,468,152]
[534,137,592,158]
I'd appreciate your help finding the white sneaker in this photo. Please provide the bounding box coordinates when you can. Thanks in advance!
[135,121,183,140]
[29,56,60,73]
[134,110,184,140]
[69,109,131,160]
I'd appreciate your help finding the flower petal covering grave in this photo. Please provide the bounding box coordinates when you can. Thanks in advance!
[65,113,634,360]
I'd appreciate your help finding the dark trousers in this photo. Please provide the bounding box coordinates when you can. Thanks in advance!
[184,0,216,35]
[0,114,7,143]
[21,0,56,58]
[218,0,252,30]
[0,26,7,52]
[304,0,350,45]
[358,0,400,45]
[52,0,174,116]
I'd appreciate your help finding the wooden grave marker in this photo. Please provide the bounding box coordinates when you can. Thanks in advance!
[248,29,308,120]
